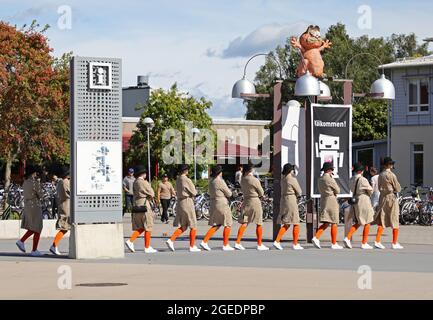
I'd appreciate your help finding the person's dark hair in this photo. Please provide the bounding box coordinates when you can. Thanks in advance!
[370,167,378,176]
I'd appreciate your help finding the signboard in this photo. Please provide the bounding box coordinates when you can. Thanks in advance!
[311,104,352,198]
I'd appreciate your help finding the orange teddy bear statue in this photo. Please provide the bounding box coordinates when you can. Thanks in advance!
[291,25,332,78]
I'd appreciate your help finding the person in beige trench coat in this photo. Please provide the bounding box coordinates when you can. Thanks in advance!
[125,165,158,254]
[166,164,201,252]
[273,163,304,251]
[200,165,234,252]
[16,165,44,256]
[50,166,71,256]
[372,157,403,250]
[343,163,374,250]
[312,162,343,250]
[234,164,269,251]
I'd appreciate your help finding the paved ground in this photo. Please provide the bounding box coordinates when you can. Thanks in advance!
[0,216,432,299]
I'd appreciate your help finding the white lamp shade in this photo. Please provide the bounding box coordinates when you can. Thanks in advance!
[284,100,301,108]
[192,128,200,134]
[294,71,320,96]
[370,74,395,100]
[319,80,331,98]
[143,117,154,128]
[232,77,256,99]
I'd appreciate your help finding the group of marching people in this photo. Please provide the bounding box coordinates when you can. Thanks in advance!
[15,154,403,256]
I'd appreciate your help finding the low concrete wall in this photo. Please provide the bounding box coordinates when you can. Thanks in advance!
[0,220,70,240]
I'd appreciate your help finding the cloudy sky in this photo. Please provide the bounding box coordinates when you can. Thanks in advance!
[2,0,432,118]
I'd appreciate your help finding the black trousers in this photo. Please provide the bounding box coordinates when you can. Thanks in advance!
[160,198,171,222]
[123,194,134,216]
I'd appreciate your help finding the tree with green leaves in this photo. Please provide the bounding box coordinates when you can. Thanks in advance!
[126,84,214,179]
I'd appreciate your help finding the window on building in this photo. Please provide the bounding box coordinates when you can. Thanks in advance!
[411,143,424,186]
[356,148,374,168]
[408,78,429,113]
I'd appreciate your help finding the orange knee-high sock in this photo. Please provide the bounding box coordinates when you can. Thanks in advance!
[347,224,360,240]
[203,226,219,243]
[189,229,197,247]
[129,229,144,242]
[170,227,184,242]
[53,230,67,247]
[223,227,231,246]
[392,228,399,244]
[315,223,329,239]
[275,225,289,243]
[32,232,40,252]
[256,225,263,246]
[236,224,247,244]
[376,226,384,242]
[362,224,370,244]
[293,225,300,245]
[331,224,337,245]
[20,230,34,243]
[144,231,151,248]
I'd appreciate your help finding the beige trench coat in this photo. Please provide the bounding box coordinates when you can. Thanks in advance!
[56,178,71,230]
[21,178,43,233]
[173,175,197,229]
[348,174,374,226]
[277,174,302,225]
[373,169,401,229]
[132,177,155,231]
[238,174,264,225]
[208,177,233,227]
[318,173,340,224]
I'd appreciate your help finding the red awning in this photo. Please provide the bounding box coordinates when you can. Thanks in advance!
[216,140,259,158]
[122,133,133,152]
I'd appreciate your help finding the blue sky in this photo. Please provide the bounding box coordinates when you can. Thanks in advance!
[2,0,432,118]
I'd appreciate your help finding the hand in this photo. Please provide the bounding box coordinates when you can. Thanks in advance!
[322,39,332,49]
[290,36,302,49]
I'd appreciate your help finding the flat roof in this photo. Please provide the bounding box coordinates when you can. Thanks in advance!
[212,118,271,126]
[379,55,433,69]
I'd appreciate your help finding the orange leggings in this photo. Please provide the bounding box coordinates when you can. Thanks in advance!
[236,224,263,246]
[169,227,197,247]
[376,226,399,244]
[347,224,370,244]
[315,223,338,245]
[129,229,152,248]
[20,230,40,251]
[203,226,231,246]
[53,230,68,247]
[275,224,300,245]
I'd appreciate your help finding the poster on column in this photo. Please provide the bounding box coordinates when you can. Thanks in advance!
[311,104,352,198]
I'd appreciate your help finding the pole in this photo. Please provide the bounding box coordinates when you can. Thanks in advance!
[387,101,391,156]
[147,127,151,182]
[306,98,314,243]
[193,133,197,184]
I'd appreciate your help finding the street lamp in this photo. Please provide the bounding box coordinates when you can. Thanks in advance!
[192,127,200,184]
[143,117,154,182]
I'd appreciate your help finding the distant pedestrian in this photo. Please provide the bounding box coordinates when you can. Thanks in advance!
[234,165,243,187]
[312,162,343,250]
[200,165,234,251]
[157,174,176,223]
[16,165,44,256]
[50,166,71,255]
[273,163,304,250]
[370,167,380,210]
[125,166,157,253]
[123,168,135,216]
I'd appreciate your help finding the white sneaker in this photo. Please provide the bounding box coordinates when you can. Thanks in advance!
[257,244,270,251]
[312,237,321,249]
[222,245,235,251]
[200,241,211,251]
[293,244,304,250]
[374,241,386,249]
[30,250,43,257]
[125,240,135,253]
[189,245,201,252]
[273,241,283,250]
[343,237,352,249]
[392,243,404,250]
[16,240,26,253]
[331,243,343,250]
[49,245,61,256]
[234,243,246,250]
[144,247,158,253]
[361,243,373,250]
[166,239,175,252]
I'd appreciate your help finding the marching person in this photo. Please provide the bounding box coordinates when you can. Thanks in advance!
[16,165,44,256]
[373,157,403,249]
[273,163,304,250]
[370,167,380,210]
[50,166,71,255]
[125,165,157,254]
[343,163,374,250]
[312,162,343,249]
[166,164,201,252]
[157,173,176,224]
[234,164,269,251]
[200,165,234,251]
[123,168,135,216]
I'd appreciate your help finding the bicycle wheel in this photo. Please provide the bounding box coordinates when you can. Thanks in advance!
[230,200,242,220]
[298,203,306,222]
[419,203,432,226]
[201,201,210,221]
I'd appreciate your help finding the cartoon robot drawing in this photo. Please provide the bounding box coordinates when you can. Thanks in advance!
[315,134,344,178]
